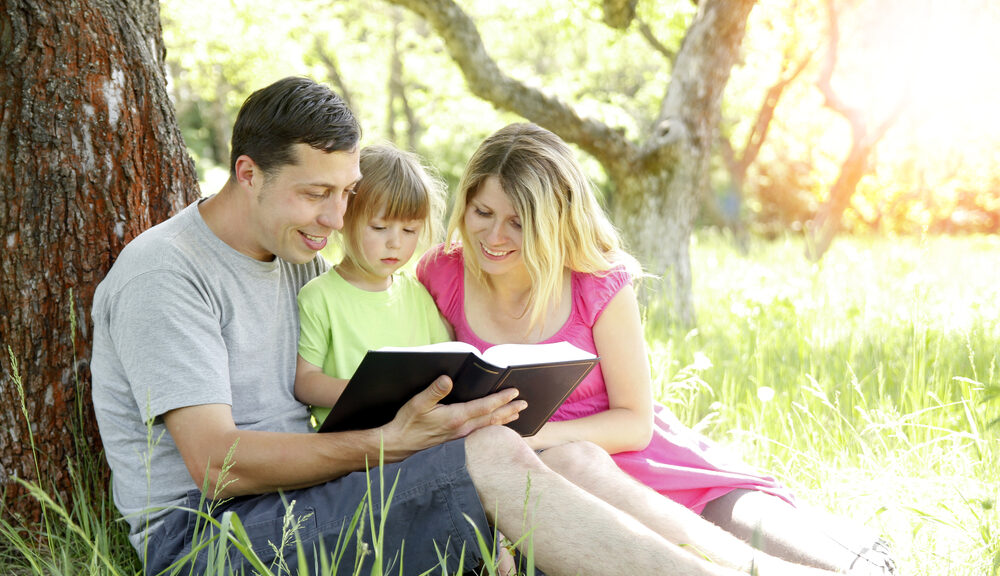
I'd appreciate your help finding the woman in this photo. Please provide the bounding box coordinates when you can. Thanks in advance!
[419,122,895,575]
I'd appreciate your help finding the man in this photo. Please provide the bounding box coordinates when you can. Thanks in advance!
[92,76,838,576]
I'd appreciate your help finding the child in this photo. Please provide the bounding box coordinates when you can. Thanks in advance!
[295,143,518,576]
[295,143,451,427]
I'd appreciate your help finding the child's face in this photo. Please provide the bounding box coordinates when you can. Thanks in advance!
[358,207,424,279]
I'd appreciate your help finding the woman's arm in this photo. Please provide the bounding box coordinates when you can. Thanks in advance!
[524,283,654,453]
[294,354,349,408]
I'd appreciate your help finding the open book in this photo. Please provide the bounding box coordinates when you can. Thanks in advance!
[317,341,598,436]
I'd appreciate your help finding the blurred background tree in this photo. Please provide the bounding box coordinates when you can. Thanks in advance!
[725,0,1000,247]
[164,0,757,326]
[160,0,1000,309]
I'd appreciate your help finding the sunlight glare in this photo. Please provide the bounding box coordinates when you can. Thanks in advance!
[861,0,1000,150]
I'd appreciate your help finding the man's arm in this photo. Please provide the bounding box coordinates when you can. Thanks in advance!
[165,375,525,499]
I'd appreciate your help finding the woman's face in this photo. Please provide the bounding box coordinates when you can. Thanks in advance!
[463,176,525,277]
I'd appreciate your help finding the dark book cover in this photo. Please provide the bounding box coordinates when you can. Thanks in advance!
[317,342,598,436]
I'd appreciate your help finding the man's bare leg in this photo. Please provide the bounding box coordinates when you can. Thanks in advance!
[465,426,747,576]
[535,440,843,576]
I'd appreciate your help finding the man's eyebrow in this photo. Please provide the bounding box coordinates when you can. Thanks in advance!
[300,177,361,189]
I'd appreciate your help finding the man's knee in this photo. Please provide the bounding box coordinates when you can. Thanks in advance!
[538,441,615,479]
[465,427,545,484]
[465,426,537,472]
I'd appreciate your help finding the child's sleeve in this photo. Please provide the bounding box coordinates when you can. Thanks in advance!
[296,280,332,368]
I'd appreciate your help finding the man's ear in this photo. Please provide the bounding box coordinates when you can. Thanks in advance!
[233,155,260,190]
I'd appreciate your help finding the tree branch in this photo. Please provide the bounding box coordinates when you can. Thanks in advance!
[637,17,676,62]
[313,36,356,114]
[642,0,755,168]
[808,0,909,260]
[384,0,635,176]
[817,0,908,160]
[602,0,638,30]
[387,8,421,151]
[817,0,865,134]
[738,50,813,175]
[871,91,908,145]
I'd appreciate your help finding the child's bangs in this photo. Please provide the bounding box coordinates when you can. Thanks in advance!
[381,180,429,222]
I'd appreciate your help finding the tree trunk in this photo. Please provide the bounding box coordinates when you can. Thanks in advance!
[805,136,871,260]
[385,0,756,327]
[614,169,698,326]
[714,51,812,253]
[621,0,756,326]
[0,0,198,522]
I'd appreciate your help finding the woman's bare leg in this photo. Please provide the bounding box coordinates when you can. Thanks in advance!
[536,441,843,576]
[465,427,749,576]
[702,489,895,574]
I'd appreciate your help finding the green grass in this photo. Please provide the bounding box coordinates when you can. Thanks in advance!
[3,233,998,574]
[649,232,1000,576]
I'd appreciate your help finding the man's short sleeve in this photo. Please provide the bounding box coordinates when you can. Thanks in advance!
[105,269,232,422]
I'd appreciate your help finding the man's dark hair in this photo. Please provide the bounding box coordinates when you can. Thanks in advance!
[229,76,362,176]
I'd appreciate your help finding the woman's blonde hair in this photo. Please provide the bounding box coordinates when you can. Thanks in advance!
[341,143,446,275]
[446,123,640,330]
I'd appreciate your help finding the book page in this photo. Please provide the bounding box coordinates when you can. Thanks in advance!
[481,341,596,368]
[377,341,481,355]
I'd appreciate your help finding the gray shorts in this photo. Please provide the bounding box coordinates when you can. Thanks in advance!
[143,439,488,575]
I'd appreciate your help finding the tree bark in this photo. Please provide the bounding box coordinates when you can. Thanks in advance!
[624,0,755,325]
[385,0,756,327]
[0,0,198,522]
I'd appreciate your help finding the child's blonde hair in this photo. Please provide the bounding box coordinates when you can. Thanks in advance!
[446,123,641,331]
[340,143,446,275]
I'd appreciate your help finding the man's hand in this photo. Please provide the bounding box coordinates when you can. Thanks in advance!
[161,377,525,498]
[379,376,527,456]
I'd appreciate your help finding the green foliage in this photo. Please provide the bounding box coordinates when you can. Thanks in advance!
[159,0,695,195]
[162,0,1000,235]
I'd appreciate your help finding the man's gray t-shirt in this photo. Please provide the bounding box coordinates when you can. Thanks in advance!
[90,200,326,550]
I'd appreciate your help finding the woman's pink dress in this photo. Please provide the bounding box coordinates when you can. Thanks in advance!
[418,245,795,513]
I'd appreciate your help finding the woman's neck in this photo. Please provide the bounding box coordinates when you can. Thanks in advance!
[483,270,533,314]
[469,266,571,344]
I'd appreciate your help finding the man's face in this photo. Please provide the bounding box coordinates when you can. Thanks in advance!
[248,144,362,264]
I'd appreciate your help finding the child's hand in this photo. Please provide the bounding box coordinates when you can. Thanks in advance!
[496,531,516,576]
